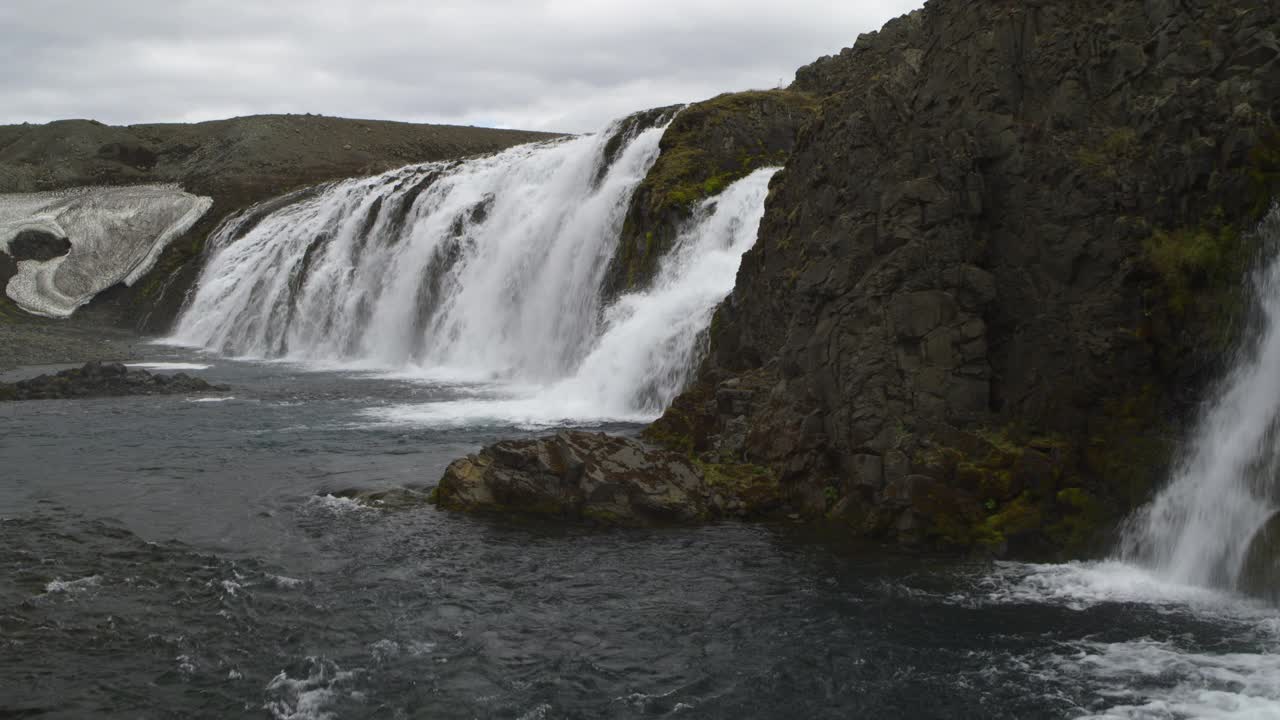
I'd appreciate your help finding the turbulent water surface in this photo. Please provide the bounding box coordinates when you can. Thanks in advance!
[3,354,1280,719]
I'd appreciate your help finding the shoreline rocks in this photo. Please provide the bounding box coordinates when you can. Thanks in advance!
[435,431,784,525]
[0,361,228,401]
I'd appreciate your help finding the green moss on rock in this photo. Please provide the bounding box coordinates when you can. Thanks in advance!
[1248,127,1280,218]
[602,90,818,297]
[1144,220,1244,317]
[695,458,783,515]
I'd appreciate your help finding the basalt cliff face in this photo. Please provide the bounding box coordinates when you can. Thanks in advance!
[431,0,1280,555]
[0,115,558,329]
[632,0,1280,556]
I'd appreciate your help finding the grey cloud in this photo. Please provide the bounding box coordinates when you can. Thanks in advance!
[1,0,923,133]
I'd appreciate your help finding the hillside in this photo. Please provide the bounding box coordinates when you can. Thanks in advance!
[0,114,559,329]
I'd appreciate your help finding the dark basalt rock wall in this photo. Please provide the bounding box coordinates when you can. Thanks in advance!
[645,0,1280,556]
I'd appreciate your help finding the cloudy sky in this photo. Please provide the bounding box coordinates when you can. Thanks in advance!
[1,0,923,134]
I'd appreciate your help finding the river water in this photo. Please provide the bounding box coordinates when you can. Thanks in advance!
[3,352,1279,719]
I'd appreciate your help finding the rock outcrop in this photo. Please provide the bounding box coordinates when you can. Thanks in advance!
[601,90,818,297]
[0,361,228,401]
[0,115,559,329]
[435,431,783,525]
[641,0,1280,556]
[428,1,1279,556]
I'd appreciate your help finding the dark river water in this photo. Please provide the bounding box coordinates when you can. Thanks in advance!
[2,352,1278,719]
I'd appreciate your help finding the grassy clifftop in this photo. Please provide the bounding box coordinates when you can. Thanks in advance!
[601,90,818,297]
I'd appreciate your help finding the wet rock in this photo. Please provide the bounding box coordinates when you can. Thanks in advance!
[0,361,229,401]
[647,0,1280,553]
[435,431,722,525]
[600,90,819,297]
[1239,512,1280,603]
[6,229,70,261]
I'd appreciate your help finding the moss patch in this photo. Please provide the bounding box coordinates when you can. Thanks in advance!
[695,458,783,515]
[1144,219,1245,317]
[1077,127,1140,180]
[913,421,1157,557]
[643,380,716,455]
[644,90,817,215]
[604,89,818,296]
[1248,127,1280,219]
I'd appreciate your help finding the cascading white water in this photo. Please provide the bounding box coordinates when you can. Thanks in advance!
[171,116,670,380]
[1119,206,1280,590]
[368,166,778,426]
[169,113,779,424]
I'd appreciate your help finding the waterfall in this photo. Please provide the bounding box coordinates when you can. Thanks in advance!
[169,114,779,424]
[366,166,778,427]
[1119,206,1280,592]
[171,116,670,377]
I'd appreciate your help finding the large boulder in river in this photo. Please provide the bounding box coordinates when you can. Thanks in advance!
[0,361,228,401]
[435,431,785,524]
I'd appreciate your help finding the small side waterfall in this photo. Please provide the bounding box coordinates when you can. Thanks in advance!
[1119,206,1280,593]
[169,114,779,424]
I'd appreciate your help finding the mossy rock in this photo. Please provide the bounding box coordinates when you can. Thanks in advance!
[696,459,784,516]
[602,90,819,297]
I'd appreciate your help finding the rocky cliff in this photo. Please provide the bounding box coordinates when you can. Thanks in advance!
[638,0,1280,557]
[430,1,1280,556]
[0,115,557,329]
[601,90,818,297]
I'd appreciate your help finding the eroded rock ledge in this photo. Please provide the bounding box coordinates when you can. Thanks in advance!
[0,361,228,401]
[434,431,784,525]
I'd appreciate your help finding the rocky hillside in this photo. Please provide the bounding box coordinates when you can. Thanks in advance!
[633,0,1279,556]
[0,115,558,329]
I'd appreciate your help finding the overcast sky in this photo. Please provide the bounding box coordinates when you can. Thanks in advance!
[0,0,923,134]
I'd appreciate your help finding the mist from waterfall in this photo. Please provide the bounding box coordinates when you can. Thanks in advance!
[1119,206,1280,592]
[169,114,778,424]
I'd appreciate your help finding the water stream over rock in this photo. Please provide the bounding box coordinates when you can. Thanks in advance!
[1120,206,1280,597]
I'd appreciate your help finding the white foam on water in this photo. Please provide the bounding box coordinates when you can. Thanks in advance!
[126,362,212,371]
[267,574,305,589]
[970,562,1267,615]
[188,396,236,403]
[516,704,553,720]
[1061,640,1280,719]
[967,562,1280,719]
[43,574,101,594]
[304,494,375,517]
[263,658,361,720]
